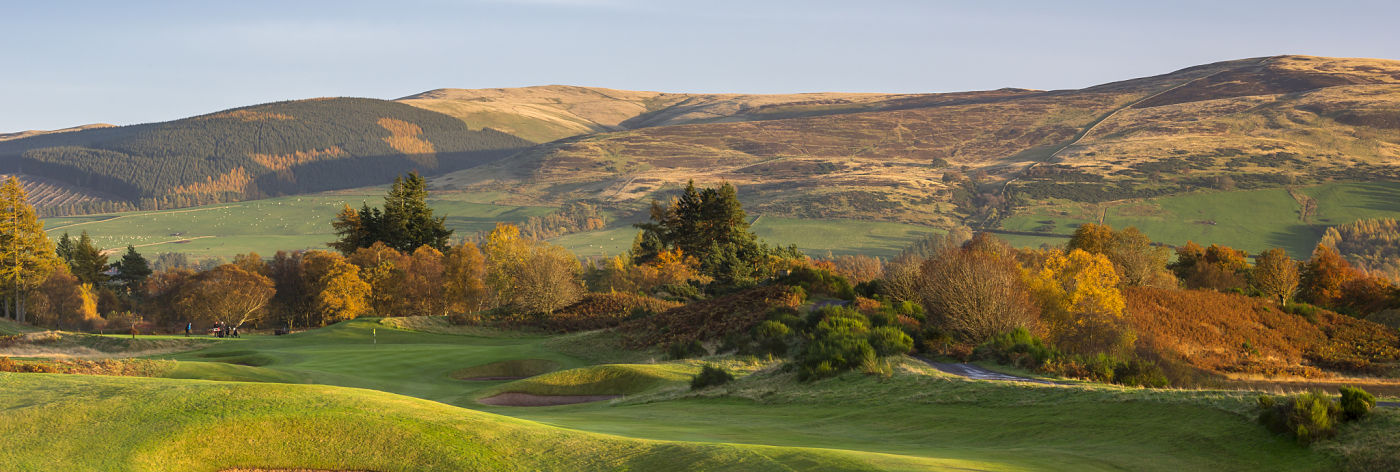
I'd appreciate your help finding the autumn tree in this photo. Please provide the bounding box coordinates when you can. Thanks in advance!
[917,235,1038,343]
[303,251,372,325]
[633,181,795,288]
[400,246,446,316]
[174,264,275,327]
[1068,224,1169,287]
[1252,248,1300,305]
[231,252,266,276]
[266,251,313,327]
[29,268,98,329]
[349,242,408,315]
[1301,244,1353,308]
[512,244,584,314]
[1171,242,1250,291]
[0,177,60,322]
[442,242,488,314]
[140,268,196,326]
[1025,248,1128,354]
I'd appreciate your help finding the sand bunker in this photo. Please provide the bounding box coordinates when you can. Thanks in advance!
[477,392,621,406]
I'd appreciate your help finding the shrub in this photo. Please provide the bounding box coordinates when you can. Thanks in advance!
[752,320,792,356]
[667,339,708,360]
[973,327,1056,370]
[690,364,735,390]
[798,307,876,381]
[1339,385,1376,421]
[1112,358,1169,388]
[1258,391,1343,446]
[868,326,914,357]
[780,266,855,300]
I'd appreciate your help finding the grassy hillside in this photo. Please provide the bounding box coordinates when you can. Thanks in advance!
[435,56,1400,233]
[397,85,928,143]
[0,98,531,214]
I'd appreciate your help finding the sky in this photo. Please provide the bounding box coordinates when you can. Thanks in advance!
[4,0,1399,131]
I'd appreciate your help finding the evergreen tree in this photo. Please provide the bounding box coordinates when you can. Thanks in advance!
[382,172,451,252]
[0,177,60,322]
[634,181,789,289]
[69,231,109,285]
[328,172,451,254]
[55,232,74,265]
[113,245,153,296]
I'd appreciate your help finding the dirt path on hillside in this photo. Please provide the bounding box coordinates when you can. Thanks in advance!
[916,357,1061,385]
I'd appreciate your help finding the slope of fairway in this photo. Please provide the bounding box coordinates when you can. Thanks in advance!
[0,373,937,472]
[137,319,1347,471]
[482,363,698,398]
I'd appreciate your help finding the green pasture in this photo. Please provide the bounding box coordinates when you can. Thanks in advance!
[1000,181,1400,256]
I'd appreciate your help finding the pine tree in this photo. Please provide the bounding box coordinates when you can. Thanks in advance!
[0,177,60,322]
[55,232,74,265]
[69,231,109,285]
[114,245,153,296]
[382,172,451,252]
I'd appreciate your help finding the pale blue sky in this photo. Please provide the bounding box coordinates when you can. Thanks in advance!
[3,0,1398,131]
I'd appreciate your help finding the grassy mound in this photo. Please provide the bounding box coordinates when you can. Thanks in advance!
[0,318,42,336]
[453,359,560,380]
[482,364,699,398]
[0,373,885,472]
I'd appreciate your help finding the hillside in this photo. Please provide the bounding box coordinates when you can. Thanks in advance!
[0,98,532,214]
[439,56,1400,232]
[396,85,929,143]
[0,123,114,142]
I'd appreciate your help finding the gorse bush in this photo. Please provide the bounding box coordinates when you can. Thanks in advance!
[690,364,734,390]
[868,326,913,357]
[1258,387,1374,446]
[1339,385,1376,421]
[780,266,855,301]
[1258,391,1342,446]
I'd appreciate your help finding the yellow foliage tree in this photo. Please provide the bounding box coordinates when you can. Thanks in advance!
[1025,249,1129,354]
[443,242,488,314]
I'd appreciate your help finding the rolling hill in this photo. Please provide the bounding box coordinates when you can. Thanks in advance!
[0,98,532,214]
[440,56,1400,231]
[9,55,1400,261]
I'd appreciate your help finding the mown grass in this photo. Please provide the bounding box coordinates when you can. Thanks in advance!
[0,373,902,472]
[3,317,1375,470]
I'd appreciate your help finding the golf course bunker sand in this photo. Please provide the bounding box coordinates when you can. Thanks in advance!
[477,392,621,406]
[452,358,560,381]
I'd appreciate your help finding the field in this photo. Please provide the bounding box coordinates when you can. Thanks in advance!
[1000,181,1400,256]
[1,317,1385,471]
[554,217,938,258]
[40,191,554,259]
[41,189,938,260]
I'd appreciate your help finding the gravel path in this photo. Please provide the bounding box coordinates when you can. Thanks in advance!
[916,357,1060,385]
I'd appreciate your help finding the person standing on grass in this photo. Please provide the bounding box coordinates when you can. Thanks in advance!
[185,322,192,337]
